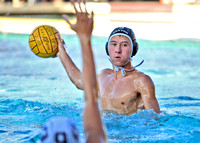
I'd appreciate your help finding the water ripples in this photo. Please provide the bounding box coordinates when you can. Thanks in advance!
[0,99,82,142]
[102,110,200,142]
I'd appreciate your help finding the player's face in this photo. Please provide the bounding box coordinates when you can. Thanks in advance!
[109,35,132,66]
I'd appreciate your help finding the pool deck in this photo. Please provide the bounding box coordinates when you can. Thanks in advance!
[0,2,200,40]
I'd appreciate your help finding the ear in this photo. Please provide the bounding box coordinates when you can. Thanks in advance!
[105,42,109,56]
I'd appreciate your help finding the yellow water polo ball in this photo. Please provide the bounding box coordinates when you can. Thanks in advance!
[29,25,60,58]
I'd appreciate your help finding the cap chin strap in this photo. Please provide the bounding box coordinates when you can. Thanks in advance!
[108,58,144,77]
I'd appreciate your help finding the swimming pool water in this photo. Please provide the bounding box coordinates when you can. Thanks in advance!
[0,33,200,143]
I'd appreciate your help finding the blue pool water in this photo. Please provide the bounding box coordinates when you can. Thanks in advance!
[0,33,200,143]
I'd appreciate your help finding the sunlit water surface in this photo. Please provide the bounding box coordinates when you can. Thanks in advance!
[0,34,200,143]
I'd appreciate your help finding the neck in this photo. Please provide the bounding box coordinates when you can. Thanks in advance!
[121,61,133,69]
[113,61,132,70]
[113,61,135,78]
[108,57,144,78]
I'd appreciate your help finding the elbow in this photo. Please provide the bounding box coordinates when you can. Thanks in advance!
[74,80,84,90]
[151,102,160,114]
[154,105,160,114]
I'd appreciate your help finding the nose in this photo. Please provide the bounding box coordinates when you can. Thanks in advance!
[115,44,122,53]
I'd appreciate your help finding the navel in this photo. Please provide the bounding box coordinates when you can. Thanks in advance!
[121,102,125,105]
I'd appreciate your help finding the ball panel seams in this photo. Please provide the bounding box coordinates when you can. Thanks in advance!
[28,25,60,58]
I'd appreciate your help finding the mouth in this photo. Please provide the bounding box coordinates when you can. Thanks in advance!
[115,56,121,59]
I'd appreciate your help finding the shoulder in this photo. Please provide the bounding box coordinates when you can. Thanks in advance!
[135,71,155,88]
[98,68,113,79]
[134,71,156,100]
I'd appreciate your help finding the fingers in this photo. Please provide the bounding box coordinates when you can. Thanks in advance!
[61,39,67,50]
[66,0,94,36]
[71,0,91,15]
[78,0,83,13]
[71,0,78,14]
[83,0,88,14]
[56,33,66,49]
[83,0,86,5]
[62,14,73,28]
[91,10,94,19]
[61,39,64,45]
[56,34,63,45]
[56,33,61,43]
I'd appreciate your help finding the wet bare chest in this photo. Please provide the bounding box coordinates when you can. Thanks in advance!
[99,76,144,115]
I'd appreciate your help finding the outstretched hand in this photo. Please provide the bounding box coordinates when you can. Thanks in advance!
[62,0,94,39]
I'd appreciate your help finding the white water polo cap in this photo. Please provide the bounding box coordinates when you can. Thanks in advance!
[105,27,138,57]
[41,116,80,143]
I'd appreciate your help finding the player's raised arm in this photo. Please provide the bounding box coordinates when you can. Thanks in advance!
[57,34,84,90]
[62,0,106,142]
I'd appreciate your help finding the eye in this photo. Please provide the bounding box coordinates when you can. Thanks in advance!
[121,43,128,47]
[111,43,117,46]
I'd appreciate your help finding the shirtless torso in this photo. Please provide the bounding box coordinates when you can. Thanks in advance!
[99,69,145,115]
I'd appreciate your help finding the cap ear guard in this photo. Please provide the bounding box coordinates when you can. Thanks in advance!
[132,41,138,57]
[105,40,138,57]
[105,42,109,56]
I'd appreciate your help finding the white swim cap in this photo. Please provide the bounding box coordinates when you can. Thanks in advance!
[41,116,79,143]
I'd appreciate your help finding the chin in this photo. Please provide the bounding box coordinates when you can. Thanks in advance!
[112,59,128,67]
[114,62,123,67]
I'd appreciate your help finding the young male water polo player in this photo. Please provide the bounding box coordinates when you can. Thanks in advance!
[41,0,106,142]
[57,0,160,115]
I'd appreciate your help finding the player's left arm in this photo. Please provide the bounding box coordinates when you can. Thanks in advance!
[138,75,160,113]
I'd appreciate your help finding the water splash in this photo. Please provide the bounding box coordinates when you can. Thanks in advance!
[102,109,200,142]
[0,99,83,142]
